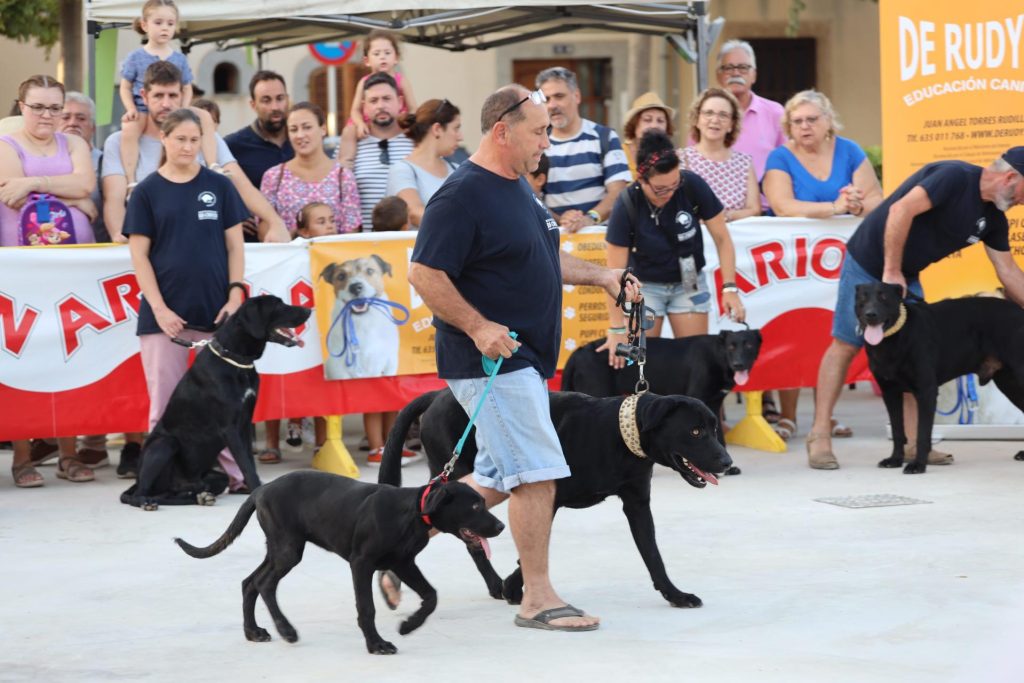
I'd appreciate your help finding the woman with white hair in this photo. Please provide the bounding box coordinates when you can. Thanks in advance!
[762,89,883,441]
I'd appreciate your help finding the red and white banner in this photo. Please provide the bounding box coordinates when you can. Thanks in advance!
[0,220,869,440]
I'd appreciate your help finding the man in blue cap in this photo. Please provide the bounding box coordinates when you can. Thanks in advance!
[807,146,1024,469]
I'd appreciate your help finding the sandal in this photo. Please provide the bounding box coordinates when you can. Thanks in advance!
[830,417,853,438]
[12,462,44,488]
[806,432,839,470]
[762,396,781,424]
[56,457,95,483]
[773,418,796,441]
[378,570,402,610]
[257,447,282,464]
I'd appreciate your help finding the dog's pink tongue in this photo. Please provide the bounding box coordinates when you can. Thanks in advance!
[733,370,749,386]
[480,536,491,560]
[863,324,884,346]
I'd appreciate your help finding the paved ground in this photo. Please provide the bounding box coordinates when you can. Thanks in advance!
[2,387,1023,683]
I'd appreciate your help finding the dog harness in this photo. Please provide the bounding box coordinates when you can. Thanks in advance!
[618,394,647,459]
[883,303,908,339]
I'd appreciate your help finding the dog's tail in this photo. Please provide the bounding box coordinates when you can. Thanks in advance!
[379,390,441,487]
[174,497,256,559]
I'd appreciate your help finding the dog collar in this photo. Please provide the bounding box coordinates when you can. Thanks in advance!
[883,304,908,339]
[618,394,647,459]
[208,340,255,369]
[419,481,437,527]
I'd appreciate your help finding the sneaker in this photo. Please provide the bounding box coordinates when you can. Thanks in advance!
[76,448,110,469]
[284,421,303,451]
[400,448,423,467]
[301,417,315,445]
[117,442,142,479]
[366,447,383,465]
[29,439,59,466]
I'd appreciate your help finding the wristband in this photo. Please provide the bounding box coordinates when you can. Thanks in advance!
[228,281,249,300]
[608,326,627,334]
[721,287,739,294]
[586,209,601,223]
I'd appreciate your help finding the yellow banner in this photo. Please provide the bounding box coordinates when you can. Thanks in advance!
[309,232,612,380]
[880,2,1024,299]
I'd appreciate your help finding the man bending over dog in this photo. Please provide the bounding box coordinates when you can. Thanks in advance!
[807,147,1024,469]
[407,85,641,632]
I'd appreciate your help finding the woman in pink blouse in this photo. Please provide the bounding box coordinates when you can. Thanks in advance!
[680,88,760,222]
[261,102,361,234]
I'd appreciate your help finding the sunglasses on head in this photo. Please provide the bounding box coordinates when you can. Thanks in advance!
[497,89,547,123]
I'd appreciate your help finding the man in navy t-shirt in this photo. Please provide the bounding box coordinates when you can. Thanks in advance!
[807,148,1024,470]
[409,85,640,632]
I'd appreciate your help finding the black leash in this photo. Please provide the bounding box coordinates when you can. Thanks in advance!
[613,268,652,394]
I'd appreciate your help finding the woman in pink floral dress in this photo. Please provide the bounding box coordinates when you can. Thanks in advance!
[261,102,361,234]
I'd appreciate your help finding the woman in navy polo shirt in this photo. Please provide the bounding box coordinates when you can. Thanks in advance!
[124,108,250,492]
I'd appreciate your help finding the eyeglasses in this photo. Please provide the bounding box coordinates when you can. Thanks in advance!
[645,176,681,197]
[22,102,64,116]
[497,89,547,124]
[700,109,732,121]
[717,63,753,74]
[791,115,821,127]
[378,138,390,165]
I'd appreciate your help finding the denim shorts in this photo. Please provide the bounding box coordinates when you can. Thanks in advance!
[832,253,923,347]
[447,367,570,494]
[641,274,712,317]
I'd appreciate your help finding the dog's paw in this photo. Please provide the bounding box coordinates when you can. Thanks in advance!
[142,499,159,511]
[196,491,216,506]
[878,456,903,469]
[244,627,272,642]
[486,578,504,601]
[1015,451,1024,461]
[667,591,703,608]
[502,579,524,605]
[277,626,299,643]
[367,639,398,655]
[398,618,423,636]
[903,461,927,474]
[724,465,742,476]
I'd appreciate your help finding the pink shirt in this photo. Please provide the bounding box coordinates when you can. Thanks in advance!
[732,91,786,180]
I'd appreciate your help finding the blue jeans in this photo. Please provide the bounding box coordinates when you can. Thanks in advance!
[447,367,570,494]
[832,254,923,347]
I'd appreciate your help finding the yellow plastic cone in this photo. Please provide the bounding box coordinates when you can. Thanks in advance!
[724,392,787,453]
[312,415,360,478]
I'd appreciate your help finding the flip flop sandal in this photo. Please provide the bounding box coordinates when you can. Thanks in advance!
[257,447,282,464]
[378,570,402,610]
[514,604,599,632]
[773,418,796,440]
[12,462,44,488]
[830,418,853,438]
[56,457,95,483]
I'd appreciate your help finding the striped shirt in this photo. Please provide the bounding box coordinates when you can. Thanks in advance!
[352,133,414,230]
[544,119,631,215]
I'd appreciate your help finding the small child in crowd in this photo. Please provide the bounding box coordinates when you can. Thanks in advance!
[119,0,220,189]
[191,98,220,127]
[294,201,336,239]
[364,195,417,465]
[348,30,418,141]
[527,153,549,199]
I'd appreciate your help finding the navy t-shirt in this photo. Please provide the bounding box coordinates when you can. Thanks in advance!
[223,124,294,189]
[411,161,563,379]
[846,161,1010,279]
[124,167,249,335]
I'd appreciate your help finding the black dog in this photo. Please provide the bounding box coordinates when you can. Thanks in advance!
[379,389,732,608]
[855,282,1024,473]
[121,295,311,509]
[174,470,504,654]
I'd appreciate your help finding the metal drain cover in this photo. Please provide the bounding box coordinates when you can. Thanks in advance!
[814,494,932,509]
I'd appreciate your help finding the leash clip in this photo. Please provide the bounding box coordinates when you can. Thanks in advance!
[170,336,210,349]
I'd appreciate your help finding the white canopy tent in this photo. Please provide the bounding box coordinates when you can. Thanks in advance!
[86,1,719,88]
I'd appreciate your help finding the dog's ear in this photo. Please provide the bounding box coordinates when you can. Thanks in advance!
[319,263,338,282]
[372,254,393,278]
[636,395,675,433]
[233,300,266,339]
[718,330,728,340]
[422,485,450,516]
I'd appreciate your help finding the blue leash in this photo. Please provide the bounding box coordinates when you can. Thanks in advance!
[935,374,978,424]
[438,331,518,481]
[326,297,410,367]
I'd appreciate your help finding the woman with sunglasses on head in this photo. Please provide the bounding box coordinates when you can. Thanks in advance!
[599,130,744,369]
[386,98,463,228]
[260,102,361,236]
[761,90,883,442]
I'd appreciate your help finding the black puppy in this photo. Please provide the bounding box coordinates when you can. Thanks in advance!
[380,390,732,608]
[174,470,504,654]
[856,282,1024,473]
[121,295,311,510]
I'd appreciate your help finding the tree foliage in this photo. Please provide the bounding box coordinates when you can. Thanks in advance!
[0,0,61,49]
[788,0,878,37]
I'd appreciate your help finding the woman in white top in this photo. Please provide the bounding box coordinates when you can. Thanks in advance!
[385,98,463,227]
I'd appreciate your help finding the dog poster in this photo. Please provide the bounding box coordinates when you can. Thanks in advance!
[310,237,431,380]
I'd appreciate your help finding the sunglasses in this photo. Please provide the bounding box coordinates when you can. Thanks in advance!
[378,138,390,165]
[497,89,547,123]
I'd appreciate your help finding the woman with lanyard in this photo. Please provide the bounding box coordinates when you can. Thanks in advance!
[124,108,251,493]
[599,130,744,368]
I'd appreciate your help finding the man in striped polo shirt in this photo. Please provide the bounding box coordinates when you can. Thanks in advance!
[537,67,631,232]
[344,72,414,230]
